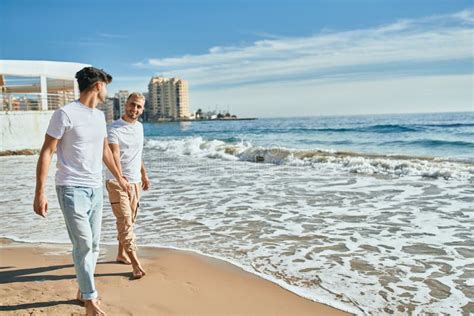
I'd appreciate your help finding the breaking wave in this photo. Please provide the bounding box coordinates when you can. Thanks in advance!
[145,137,474,180]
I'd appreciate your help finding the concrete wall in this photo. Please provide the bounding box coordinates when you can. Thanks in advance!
[0,111,53,151]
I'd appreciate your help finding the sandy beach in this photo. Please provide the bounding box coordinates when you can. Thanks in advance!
[0,238,351,315]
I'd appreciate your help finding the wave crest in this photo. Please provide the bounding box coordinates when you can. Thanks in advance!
[145,137,474,180]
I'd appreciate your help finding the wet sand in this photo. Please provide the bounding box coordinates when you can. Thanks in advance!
[0,239,351,315]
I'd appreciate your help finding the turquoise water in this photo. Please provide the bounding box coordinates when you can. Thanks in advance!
[144,112,474,161]
[1,111,473,314]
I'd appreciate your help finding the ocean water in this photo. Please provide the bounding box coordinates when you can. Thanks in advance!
[1,112,473,315]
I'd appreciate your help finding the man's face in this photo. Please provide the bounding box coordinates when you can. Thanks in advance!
[125,96,145,120]
[97,82,108,102]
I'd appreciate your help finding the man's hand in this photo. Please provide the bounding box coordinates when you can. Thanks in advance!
[118,176,131,194]
[33,192,48,217]
[142,175,151,191]
[34,134,57,219]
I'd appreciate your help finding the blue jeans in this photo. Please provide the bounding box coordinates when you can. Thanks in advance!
[56,186,103,300]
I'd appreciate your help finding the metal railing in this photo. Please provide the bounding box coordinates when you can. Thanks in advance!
[0,92,76,111]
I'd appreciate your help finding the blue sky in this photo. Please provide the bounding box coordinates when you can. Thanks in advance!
[1,0,473,117]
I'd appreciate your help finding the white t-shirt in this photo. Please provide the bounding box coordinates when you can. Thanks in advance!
[46,101,107,187]
[105,118,144,183]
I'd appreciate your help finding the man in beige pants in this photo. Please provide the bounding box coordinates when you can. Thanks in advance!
[105,92,150,279]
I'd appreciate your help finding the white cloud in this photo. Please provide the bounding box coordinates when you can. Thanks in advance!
[450,9,474,23]
[135,9,473,88]
[126,9,474,116]
[190,74,473,117]
[97,33,128,39]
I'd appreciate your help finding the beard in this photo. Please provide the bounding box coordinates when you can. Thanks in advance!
[126,111,139,119]
[98,90,107,103]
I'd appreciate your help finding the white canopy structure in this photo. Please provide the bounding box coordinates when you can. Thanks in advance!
[0,60,91,111]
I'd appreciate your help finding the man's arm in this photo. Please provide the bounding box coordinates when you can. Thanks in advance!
[103,138,130,193]
[141,160,151,191]
[33,134,59,217]
[109,143,123,177]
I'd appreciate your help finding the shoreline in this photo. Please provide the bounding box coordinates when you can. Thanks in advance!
[148,118,258,123]
[0,149,39,156]
[0,238,353,315]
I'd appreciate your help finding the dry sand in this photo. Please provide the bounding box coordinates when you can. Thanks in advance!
[0,238,352,315]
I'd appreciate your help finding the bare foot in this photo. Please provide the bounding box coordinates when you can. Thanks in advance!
[85,299,106,316]
[77,290,101,305]
[76,289,84,304]
[132,264,146,279]
[116,243,131,264]
[116,255,132,265]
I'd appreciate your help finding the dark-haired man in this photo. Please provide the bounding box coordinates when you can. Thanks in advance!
[33,67,128,316]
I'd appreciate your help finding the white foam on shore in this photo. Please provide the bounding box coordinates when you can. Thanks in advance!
[145,137,474,180]
[0,234,362,314]
[1,151,473,315]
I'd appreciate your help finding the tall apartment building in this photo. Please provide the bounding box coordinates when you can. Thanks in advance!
[97,97,115,123]
[115,90,129,117]
[142,92,150,122]
[148,76,190,120]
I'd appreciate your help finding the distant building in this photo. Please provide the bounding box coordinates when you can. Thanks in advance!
[202,110,218,120]
[0,60,89,152]
[148,76,190,120]
[111,97,120,120]
[97,97,115,123]
[194,108,238,120]
[0,60,88,111]
[142,92,150,122]
[114,90,129,117]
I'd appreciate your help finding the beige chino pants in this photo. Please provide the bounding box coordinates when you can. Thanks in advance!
[106,179,141,252]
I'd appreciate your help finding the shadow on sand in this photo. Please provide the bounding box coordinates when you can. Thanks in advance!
[0,261,131,312]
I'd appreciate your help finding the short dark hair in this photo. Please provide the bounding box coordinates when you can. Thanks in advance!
[75,67,112,92]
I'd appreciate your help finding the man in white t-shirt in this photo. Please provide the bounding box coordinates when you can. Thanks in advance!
[105,92,150,279]
[33,67,130,316]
